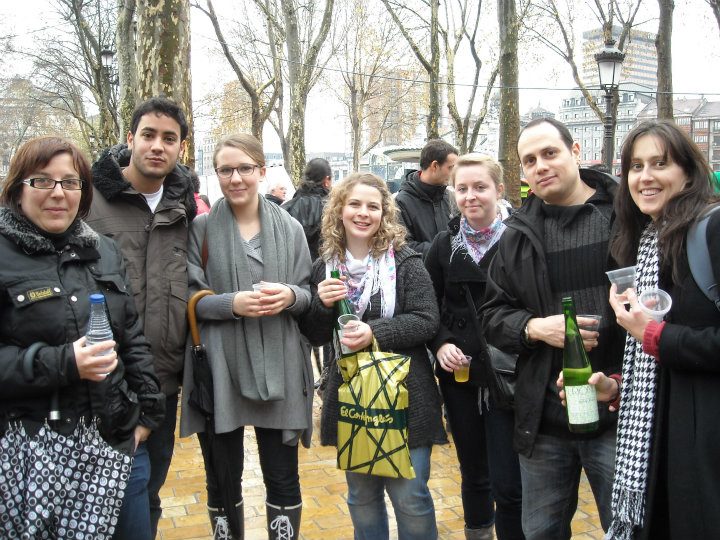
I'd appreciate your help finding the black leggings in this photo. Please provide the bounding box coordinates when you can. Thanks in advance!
[198,425,301,510]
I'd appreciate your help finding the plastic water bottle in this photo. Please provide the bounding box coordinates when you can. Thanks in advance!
[86,293,114,357]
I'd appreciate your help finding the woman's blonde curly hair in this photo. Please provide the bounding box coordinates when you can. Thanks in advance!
[320,172,406,261]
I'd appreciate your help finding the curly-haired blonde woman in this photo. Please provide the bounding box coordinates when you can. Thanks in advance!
[300,172,445,540]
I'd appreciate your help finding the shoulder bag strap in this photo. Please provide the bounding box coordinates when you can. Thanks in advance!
[687,205,720,311]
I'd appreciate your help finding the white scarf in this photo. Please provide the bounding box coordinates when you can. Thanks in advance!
[607,222,660,539]
[325,246,396,319]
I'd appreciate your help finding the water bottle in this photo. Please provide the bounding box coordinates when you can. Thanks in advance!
[86,293,114,357]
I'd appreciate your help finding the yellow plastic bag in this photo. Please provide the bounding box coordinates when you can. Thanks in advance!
[336,341,415,479]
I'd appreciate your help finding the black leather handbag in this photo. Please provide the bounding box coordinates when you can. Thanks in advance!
[463,285,518,410]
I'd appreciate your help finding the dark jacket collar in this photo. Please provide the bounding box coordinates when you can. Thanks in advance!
[0,208,98,254]
[294,182,329,197]
[400,170,447,203]
[91,143,197,219]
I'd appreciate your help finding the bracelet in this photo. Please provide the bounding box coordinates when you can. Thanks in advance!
[523,322,531,344]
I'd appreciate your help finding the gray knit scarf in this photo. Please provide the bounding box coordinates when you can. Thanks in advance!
[205,196,297,401]
[607,222,660,540]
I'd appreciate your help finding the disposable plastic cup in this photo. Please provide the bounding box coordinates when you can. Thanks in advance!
[252,282,264,293]
[638,288,672,322]
[577,314,602,331]
[338,314,361,354]
[454,355,472,383]
[606,266,637,302]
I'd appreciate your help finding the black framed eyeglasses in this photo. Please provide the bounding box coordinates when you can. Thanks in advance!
[215,164,258,179]
[22,178,84,191]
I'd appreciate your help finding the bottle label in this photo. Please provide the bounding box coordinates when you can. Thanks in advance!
[566,385,599,425]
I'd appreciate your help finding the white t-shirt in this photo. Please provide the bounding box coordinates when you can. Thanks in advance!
[143,185,164,213]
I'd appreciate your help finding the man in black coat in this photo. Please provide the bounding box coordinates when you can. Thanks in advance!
[482,117,624,540]
[395,139,458,258]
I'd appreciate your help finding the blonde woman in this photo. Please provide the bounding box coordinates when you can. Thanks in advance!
[301,172,444,540]
[424,154,523,540]
[180,134,313,540]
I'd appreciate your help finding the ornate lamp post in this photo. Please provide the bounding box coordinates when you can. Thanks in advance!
[595,40,625,172]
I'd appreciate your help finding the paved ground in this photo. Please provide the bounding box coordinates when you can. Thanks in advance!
[157,392,604,540]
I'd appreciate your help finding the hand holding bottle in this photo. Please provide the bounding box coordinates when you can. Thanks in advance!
[557,371,621,412]
[318,274,348,308]
[73,336,118,381]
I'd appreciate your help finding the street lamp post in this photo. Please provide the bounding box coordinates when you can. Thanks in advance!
[595,39,625,173]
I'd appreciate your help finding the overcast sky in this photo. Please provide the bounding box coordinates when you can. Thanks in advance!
[3,0,720,154]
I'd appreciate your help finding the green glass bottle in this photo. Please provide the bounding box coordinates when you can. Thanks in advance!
[331,269,354,321]
[562,296,599,433]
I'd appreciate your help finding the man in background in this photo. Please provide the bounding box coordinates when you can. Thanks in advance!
[395,139,458,257]
[265,179,287,205]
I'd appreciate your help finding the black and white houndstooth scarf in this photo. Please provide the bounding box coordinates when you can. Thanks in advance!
[607,222,660,540]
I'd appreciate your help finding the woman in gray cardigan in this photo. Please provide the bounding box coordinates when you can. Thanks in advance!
[301,172,445,540]
[179,134,313,540]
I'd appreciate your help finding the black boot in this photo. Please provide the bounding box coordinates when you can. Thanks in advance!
[465,525,494,540]
[266,502,302,540]
[209,502,244,540]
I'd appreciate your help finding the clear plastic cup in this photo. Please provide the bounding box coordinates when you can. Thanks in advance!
[606,266,637,303]
[338,314,361,354]
[454,355,472,383]
[638,288,672,322]
[252,282,265,293]
[577,314,602,331]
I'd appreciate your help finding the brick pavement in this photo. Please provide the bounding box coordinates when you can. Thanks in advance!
[157,392,604,540]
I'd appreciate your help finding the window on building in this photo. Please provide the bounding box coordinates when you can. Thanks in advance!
[677,117,690,125]
[713,121,720,131]
[695,120,708,129]
[695,135,708,143]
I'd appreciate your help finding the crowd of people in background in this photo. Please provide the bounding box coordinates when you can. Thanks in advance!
[0,95,718,540]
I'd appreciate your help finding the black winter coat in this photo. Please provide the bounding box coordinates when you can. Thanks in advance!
[300,247,447,449]
[637,210,720,540]
[481,169,624,457]
[282,183,328,261]
[424,215,498,386]
[395,171,455,258]
[0,209,164,454]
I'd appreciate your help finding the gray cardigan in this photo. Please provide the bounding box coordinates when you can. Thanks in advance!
[179,211,314,448]
[300,246,446,449]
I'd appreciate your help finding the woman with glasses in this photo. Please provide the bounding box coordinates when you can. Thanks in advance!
[179,134,313,540]
[0,137,164,538]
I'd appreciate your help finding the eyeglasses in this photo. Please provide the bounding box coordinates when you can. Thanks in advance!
[22,178,84,190]
[215,164,258,179]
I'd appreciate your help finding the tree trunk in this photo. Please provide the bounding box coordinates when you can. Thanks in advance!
[116,0,137,137]
[656,0,674,119]
[136,0,194,166]
[427,0,440,139]
[497,0,521,207]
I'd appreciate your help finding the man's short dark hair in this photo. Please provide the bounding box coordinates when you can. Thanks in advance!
[130,97,189,141]
[419,139,458,170]
[519,117,574,151]
[303,158,332,184]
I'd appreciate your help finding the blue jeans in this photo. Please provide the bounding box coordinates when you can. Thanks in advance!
[440,381,524,539]
[346,446,437,540]
[114,443,152,540]
[518,429,616,540]
[147,392,177,538]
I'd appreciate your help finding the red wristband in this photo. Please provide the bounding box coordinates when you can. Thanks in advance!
[643,320,666,360]
[607,373,622,410]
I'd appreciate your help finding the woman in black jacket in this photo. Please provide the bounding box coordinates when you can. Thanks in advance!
[301,172,444,540]
[425,154,523,540]
[580,120,720,539]
[0,137,164,539]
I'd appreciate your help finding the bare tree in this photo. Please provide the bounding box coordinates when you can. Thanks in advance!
[443,0,499,153]
[251,0,335,185]
[655,0,673,119]
[708,0,720,34]
[136,0,194,165]
[13,0,120,156]
[524,0,644,167]
[116,0,137,136]
[193,0,281,143]
[498,0,521,206]
[380,0,442,139]
[332,0,415,169]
